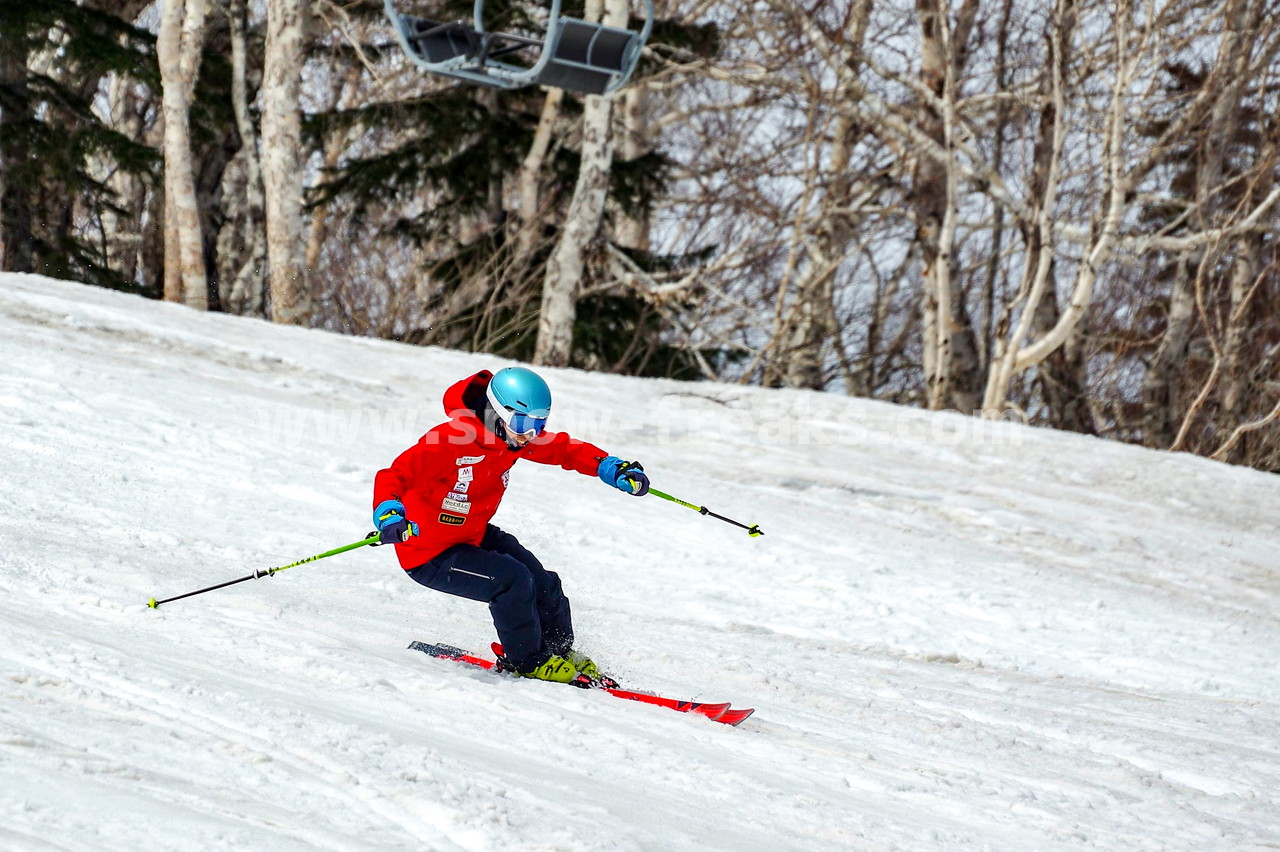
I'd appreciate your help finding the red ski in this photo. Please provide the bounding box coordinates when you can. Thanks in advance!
[409,641,754,726]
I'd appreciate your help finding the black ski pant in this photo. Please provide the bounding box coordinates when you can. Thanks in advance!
[406,524,573,673]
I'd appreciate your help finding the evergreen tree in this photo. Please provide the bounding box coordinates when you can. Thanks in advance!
[0,1,158,288]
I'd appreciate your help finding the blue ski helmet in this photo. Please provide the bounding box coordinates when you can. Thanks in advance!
[485,367,552,439]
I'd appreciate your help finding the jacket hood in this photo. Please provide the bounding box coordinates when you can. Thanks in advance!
[442,370,507,447]
[442,370,491,417]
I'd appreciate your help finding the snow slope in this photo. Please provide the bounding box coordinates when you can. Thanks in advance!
[1,272,1278,852]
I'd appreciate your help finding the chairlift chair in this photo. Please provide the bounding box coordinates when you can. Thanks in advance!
[384,0,654,96]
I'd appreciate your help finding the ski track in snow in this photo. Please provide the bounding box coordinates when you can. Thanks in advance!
[1,273,1278,851]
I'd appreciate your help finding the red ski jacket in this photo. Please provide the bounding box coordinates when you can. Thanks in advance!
[373,370,608,569]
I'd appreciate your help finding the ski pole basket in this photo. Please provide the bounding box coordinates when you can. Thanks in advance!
[383,0,654,96]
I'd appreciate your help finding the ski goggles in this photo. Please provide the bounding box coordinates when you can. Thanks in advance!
[499,409,548,439]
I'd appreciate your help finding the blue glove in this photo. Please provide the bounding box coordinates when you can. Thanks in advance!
[373,499,419,544]
[597,456,650,496]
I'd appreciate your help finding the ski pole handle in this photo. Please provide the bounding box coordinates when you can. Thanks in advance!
[647,488,764,537]
[147,531,384,609]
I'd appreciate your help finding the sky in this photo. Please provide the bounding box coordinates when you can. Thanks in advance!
[1,272,1277,851]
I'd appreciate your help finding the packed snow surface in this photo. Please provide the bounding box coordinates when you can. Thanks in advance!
[1,273,1278,851]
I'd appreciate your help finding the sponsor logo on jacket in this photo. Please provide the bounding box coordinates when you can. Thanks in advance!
[438,512,466,525]
[456,456,484,465]
[457,466,473,483]
[441,498,471,514]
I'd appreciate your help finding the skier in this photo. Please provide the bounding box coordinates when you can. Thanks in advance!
[372,367,649,683]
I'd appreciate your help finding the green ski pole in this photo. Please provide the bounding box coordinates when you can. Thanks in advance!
[647,487,764,538]
[147,531,384,609]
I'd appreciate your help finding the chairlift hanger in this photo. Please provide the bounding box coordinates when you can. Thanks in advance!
[384,0,655,96]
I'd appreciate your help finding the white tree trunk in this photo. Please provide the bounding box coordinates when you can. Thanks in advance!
[615,85,650,251]
[224,0,268,316]
[916,0,947,409]
[517,87,564,259]
[533,0,626,367]
[924,50,958,411]
[261,0,310,325]
[914,0,980,412]
[157,0,208,309]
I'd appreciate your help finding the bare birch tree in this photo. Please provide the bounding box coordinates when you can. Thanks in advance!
[534,0,629,367]
[219,0,269,316]
[157,0,208,309]
[261,0,310,325]
[517,88,565,261]
[1142,0,1280,447]
[912,0,982,412]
